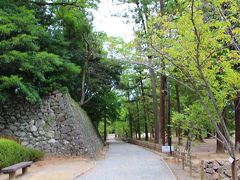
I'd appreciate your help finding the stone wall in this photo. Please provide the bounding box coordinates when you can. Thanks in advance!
[0,91,103,156]
[203,160,240,180]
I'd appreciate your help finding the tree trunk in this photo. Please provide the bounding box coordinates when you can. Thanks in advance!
[80,39,90,106]
[175,84,180,113]
[216,107,227,153]
[175,84,182,145]
[128,111,133,139]
[160,72,166,145]
[139,71,148,141]
[195,132,204,143]
[80,60,88,105]
[132,115,137,140]
[217,130,224,153]
[235,92,240,150]
[185,134,192,155]
[151,125,155,139]
[104,114,107,142]
[159,0,164,15]
[146,106,152,140]
[148,56,160,144]
[136,99,141,140]
[158,0,166,145]
[127,83,133,139]
[167,81,172,155]
[206,129,211,138]
[232,159,237,180]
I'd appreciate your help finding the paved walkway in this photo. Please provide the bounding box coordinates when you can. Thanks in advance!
[75,139,176,180]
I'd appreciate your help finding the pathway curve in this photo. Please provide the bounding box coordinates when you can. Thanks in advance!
[75,139,176,180]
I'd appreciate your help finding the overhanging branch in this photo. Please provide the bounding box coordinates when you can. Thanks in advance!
[29,1,80,7]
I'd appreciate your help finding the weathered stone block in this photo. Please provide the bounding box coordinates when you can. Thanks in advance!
[1,129,13,136]
[32,131,39,137]
[30,125,37,132]
[9,124,17,131]
[0,124,5,130]
[206,168,214,174]
[21,141,29,146]
[48,139,56,144]
[39,130,45,135]
[46,131,54,138]
[15,131,26,137]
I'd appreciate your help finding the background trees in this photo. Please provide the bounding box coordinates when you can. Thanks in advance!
[0,0,81,103]
[0,0,123,132]
[108,2,239,177]
[1,1,239,171]
[107,0,239,178]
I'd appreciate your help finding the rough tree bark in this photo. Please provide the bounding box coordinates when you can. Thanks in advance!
[148,56,160,143]
[135,87,141,140]
[80,35,93,106]
[127,83,133,139]
[235,92,240,150]
[175,84,182,145]
[190,1,236,178]
[175,84,181,113]
[159,0,164,15]
[146,106,152,139]
[167,80,172,155]
[128,111,133,139]
[216,107,227,153]
[160,71,166,145]
[80,59,88,105]
[139,71,148,141]
[134,1,159,143]
[136,99,141,140]
[159,0,166,146]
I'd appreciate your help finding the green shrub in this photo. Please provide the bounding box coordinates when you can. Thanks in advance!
[26,148,44,162]
[0,138,44,169]
[0,139,24,168]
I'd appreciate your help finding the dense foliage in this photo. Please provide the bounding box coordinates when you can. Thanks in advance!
[0,138,44,168]
[109,0,239,165]
[1,1,240,167]
[0,0,80,103]
[0,0,122,125]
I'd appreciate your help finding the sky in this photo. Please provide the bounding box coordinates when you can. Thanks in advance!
[92,0,135,42]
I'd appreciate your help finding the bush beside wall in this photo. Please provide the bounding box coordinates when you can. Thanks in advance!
[0,138,44,169]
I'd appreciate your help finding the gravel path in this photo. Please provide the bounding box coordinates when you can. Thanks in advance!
[75,139,176,180]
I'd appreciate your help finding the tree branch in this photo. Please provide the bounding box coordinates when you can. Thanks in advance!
[217,7,240,54]
[190,0,235,158]
[29,1,78,6]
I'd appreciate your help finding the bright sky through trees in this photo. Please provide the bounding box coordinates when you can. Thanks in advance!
[92,0,134,42]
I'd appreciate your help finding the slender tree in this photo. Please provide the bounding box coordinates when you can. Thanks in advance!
[175,83,182,145]
[216,107,227,153]
[235,92,240,149]
[139,70,149,140]
[127,82,133,139]
[166,80,172,154]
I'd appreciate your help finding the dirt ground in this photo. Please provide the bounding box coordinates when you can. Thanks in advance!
[0,156,95,180]
[0,147,108,180]
[174,137,232,162]
[164,137,237,180]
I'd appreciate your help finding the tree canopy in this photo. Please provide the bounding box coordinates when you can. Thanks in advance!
[0,0,122,127]
[1,1,240,172]
[0,0,81,103]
